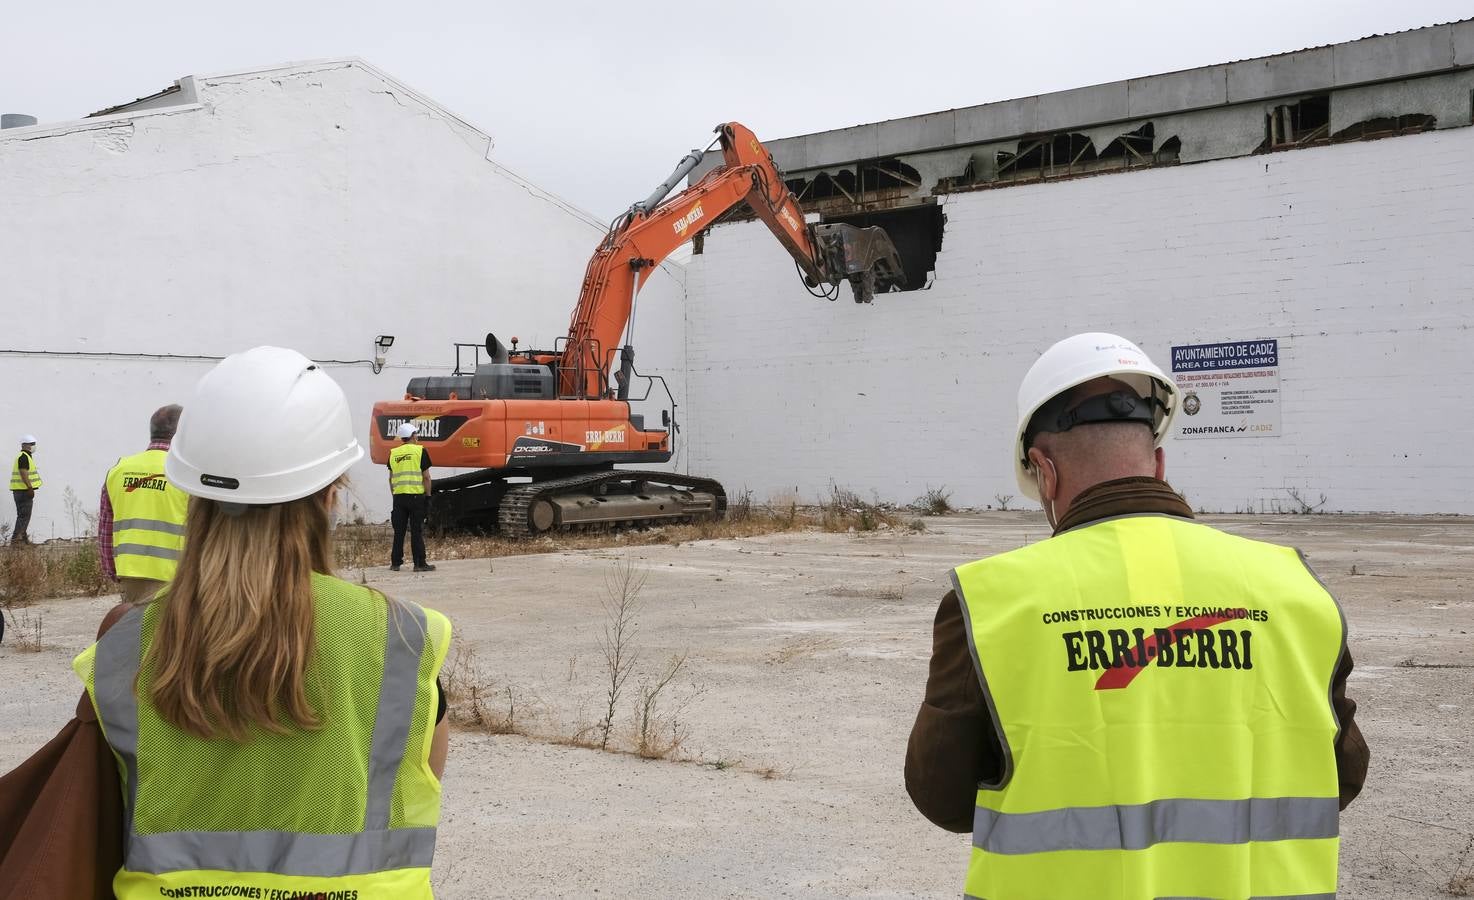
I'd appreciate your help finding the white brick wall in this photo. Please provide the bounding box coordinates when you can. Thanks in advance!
[684,126,1474,515]
[0,61,687,537]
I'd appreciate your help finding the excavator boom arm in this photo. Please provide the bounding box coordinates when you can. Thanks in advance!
[559,122,904,397]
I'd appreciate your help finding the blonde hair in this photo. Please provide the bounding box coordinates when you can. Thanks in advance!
[143,484,339,741]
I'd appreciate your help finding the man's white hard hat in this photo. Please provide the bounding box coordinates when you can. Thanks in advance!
[396,422,420,439]
[1013,333,1178,501]
[19,434,36,445]
[166,347,364,504]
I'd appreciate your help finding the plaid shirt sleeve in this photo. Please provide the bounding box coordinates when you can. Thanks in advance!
[98,482,116,580]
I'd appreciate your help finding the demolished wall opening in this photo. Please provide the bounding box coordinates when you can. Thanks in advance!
[1263,95,1330,149]
[785,158,924,208]
[986,123,1175,186]
[1332,113,1436,142]
[821,203,943,292]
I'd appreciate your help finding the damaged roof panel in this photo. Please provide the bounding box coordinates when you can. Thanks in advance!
[711,18,1474,178]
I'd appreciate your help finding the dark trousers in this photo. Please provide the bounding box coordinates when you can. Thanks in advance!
[11,491,33,544]
[391,493,428,568]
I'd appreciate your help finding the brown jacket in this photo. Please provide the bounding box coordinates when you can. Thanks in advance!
[0,606,129,899]
[904,476,1370,833]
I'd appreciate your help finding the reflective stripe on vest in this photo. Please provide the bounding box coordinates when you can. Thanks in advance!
[77,575,451,896]
[105,450,188,580]
[967,894,1335,900]
[9,450,39,490]
[952,514,1345,900]
[389,443,426,495]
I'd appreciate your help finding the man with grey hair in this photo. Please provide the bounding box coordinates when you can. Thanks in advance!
[98,404,189,603]
[906,333,1368,898]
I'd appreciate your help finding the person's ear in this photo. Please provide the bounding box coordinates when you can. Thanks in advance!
[1027,447,1058,502]
[1154,446,1166,481]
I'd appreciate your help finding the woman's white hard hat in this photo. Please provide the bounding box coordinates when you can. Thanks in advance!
[166,346,364,504]
[19,434,36,445]
[1013,333,1178,501]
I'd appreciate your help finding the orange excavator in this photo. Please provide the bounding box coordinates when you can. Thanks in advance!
[369,122,904,534]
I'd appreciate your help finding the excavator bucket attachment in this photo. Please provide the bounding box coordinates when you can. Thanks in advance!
[811,223,907,303]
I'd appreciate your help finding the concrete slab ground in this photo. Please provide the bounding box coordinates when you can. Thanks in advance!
[3,512,1470,897]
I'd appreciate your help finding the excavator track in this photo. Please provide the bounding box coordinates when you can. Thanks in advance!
[497,469,726,537]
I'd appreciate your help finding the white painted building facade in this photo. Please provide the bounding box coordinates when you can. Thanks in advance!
[684,125,1474,515]
[6,44,1472,537]
[0,59,688,538]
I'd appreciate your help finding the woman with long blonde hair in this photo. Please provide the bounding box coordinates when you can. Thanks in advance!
[75,346,451,898]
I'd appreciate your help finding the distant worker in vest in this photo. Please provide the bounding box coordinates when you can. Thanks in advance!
[388,421,435,572]
[905,333,1369,899]
[99,405,189,603]
[9,434,41,544]
[75,346,452,897]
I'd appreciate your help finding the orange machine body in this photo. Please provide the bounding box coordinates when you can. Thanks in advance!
[369,398,670,470]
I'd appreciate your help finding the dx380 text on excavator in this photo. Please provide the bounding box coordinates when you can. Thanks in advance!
[368,122,905,535]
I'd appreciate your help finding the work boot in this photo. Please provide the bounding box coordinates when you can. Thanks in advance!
[413,564,437,573]
[389,564,401,572]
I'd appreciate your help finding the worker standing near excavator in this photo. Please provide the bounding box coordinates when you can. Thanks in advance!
[905,333,1368,899]
[388,422,435,572]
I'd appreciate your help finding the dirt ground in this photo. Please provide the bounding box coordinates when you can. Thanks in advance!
[3,512,1471,898]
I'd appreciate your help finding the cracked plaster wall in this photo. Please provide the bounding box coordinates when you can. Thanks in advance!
[0,62,687,534]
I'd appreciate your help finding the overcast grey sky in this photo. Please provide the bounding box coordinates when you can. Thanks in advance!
[4,0,1470,217]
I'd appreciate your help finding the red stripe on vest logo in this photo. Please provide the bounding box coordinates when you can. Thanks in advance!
[123,475,168,493]
[1052,607,1262,689]
[1092,614,1237,690]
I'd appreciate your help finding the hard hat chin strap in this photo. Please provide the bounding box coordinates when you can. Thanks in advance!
[1048,390,1161,435]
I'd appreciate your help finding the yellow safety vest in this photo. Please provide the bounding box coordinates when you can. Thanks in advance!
[9,450,40,490]
[389,443,427,495]
[75,573,452,899]
[105,449,189,581]
[952,514,1344,900]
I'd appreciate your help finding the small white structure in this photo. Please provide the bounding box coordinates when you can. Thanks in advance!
[0,59,687,538]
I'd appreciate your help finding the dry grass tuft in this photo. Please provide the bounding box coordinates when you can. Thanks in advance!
[819,485,903,533]
[910,486,953,516]
[441,641,526,735]
[5,608,48,652]
[1,541,111,607]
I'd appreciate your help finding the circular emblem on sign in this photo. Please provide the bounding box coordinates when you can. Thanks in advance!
[1183,392,1201,416]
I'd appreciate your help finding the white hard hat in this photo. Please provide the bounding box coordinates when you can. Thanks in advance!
[19,434,36,445]
[166,346,364,504]
[396,422,420,439]
[1013,333,1178,500]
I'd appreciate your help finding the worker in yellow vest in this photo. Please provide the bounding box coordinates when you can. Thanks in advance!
[388,421,435,572]
[100,405,189,603]
[905,333,1368,900]
[75,346,452,898]
[9,434,40,544]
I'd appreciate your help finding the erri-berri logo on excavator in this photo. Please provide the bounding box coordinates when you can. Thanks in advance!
[672,202,705,236]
